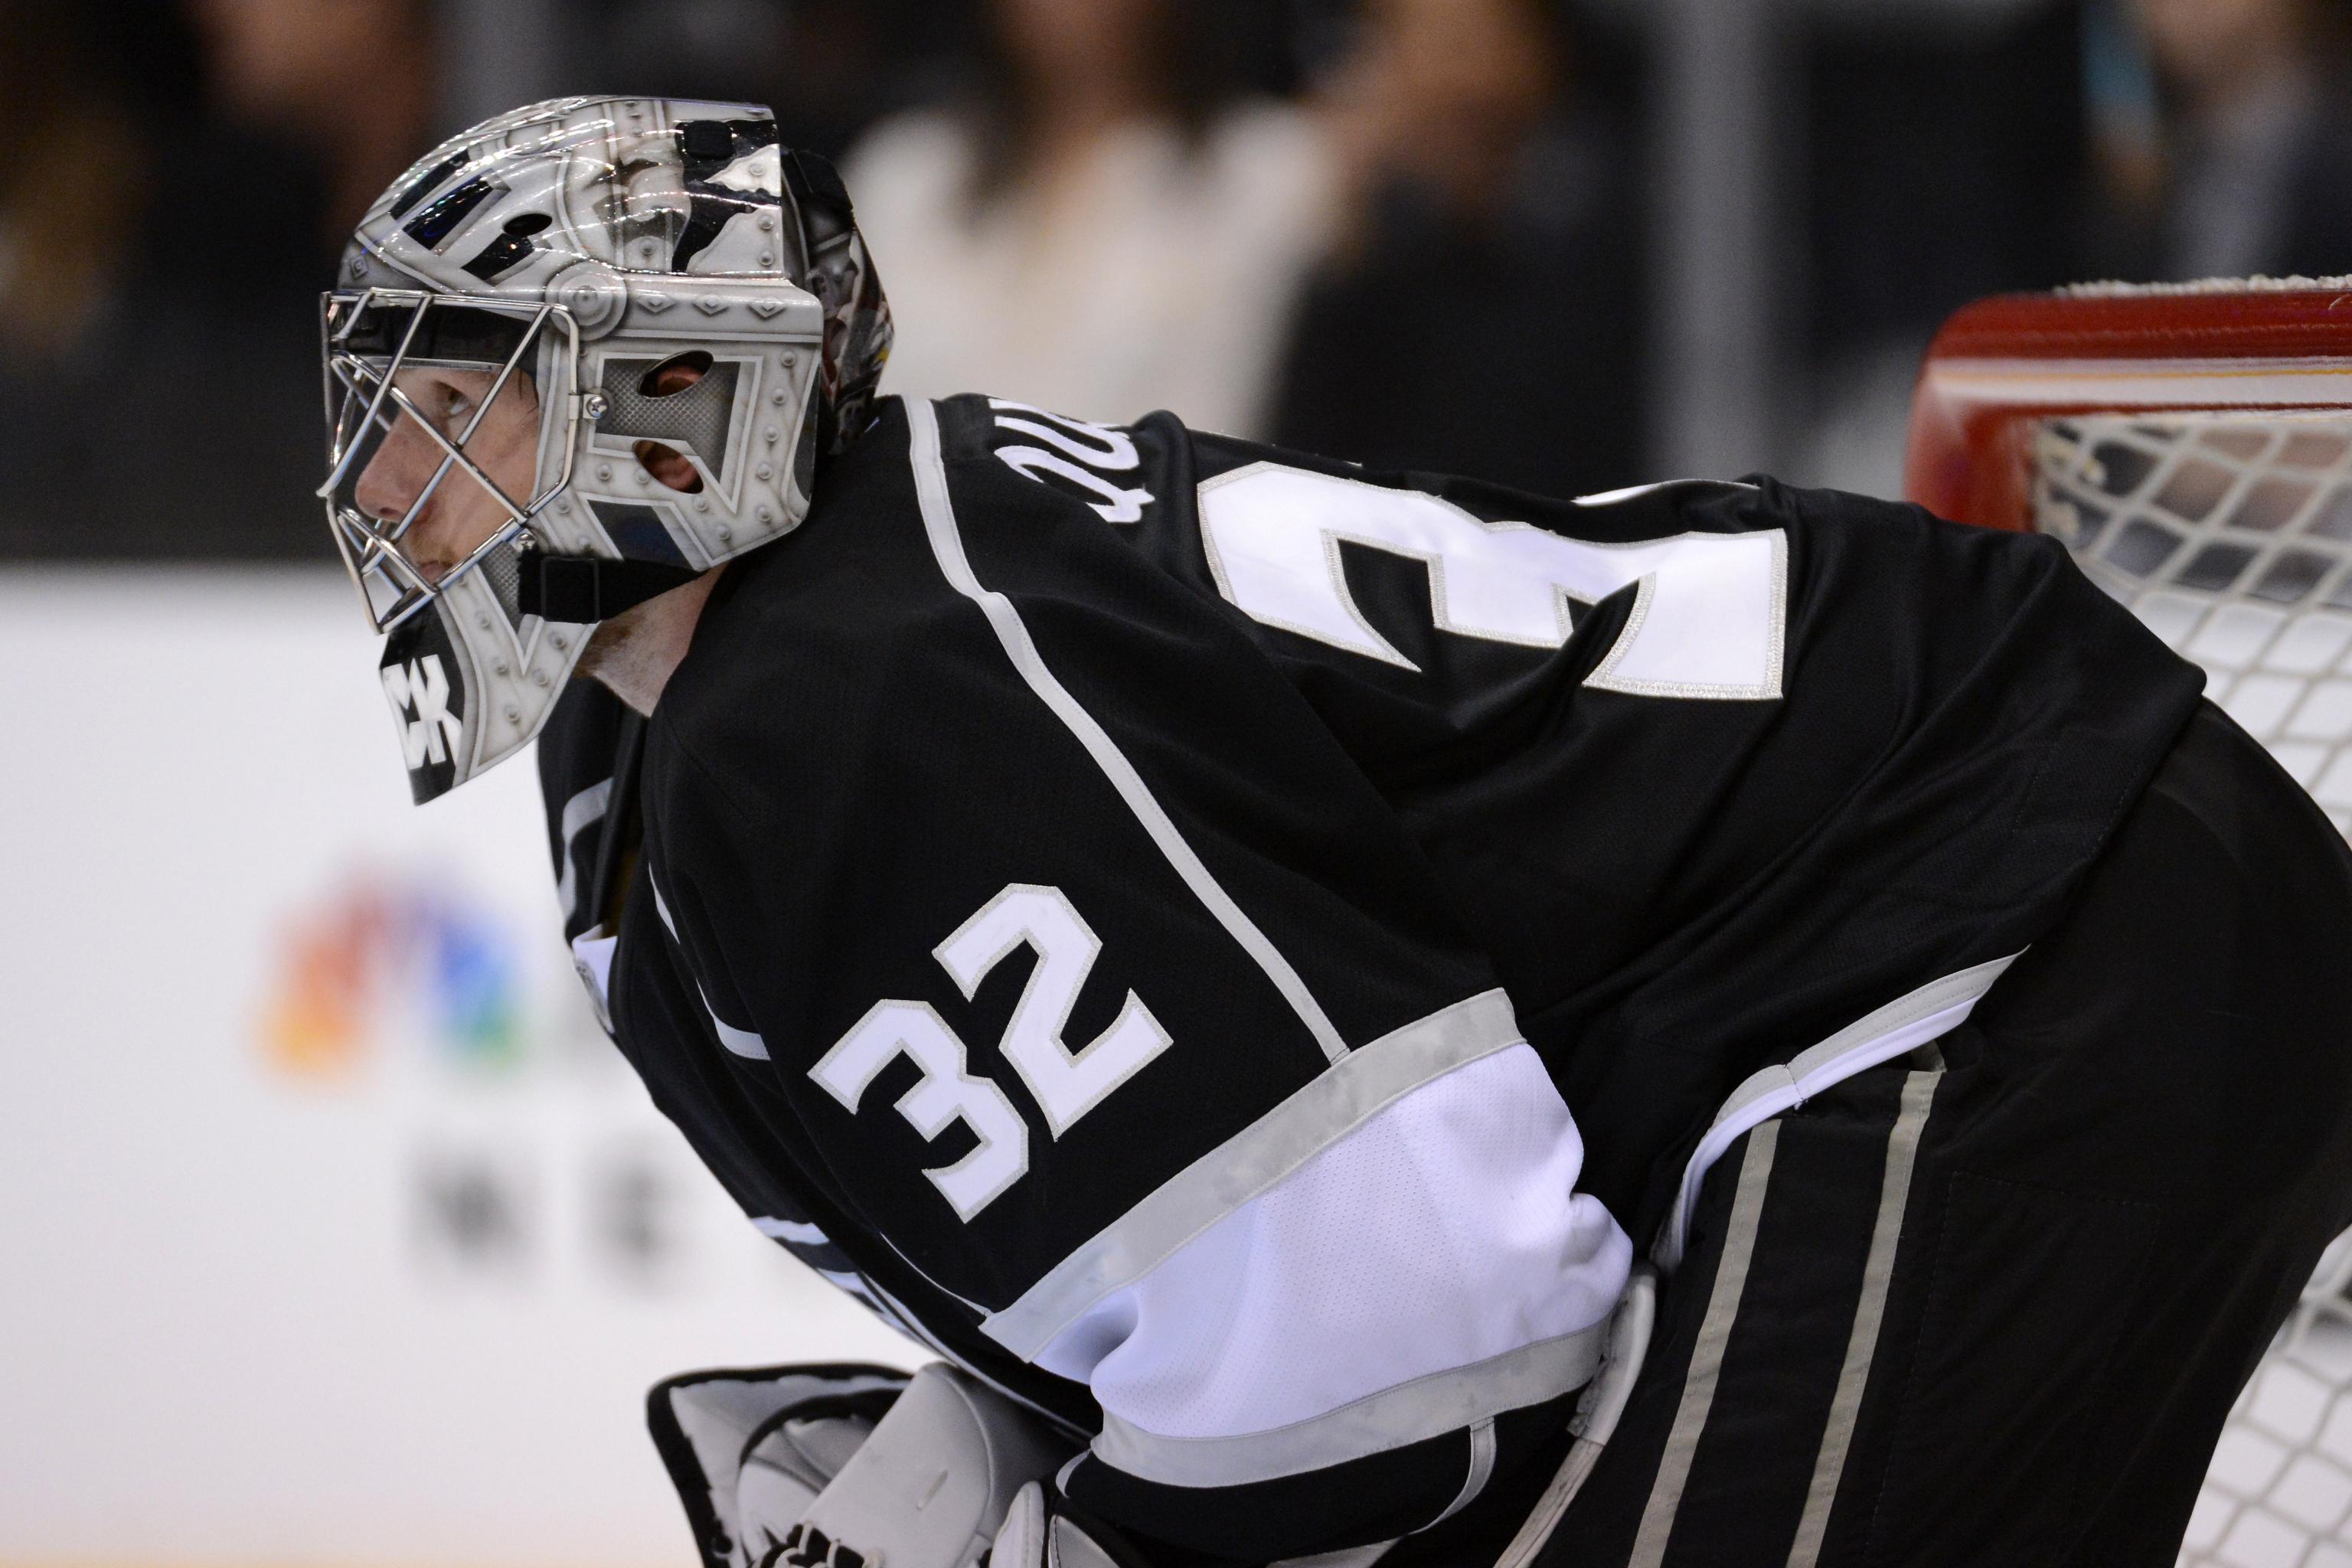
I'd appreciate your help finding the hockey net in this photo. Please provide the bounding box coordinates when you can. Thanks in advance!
[1908,279,2352,1566]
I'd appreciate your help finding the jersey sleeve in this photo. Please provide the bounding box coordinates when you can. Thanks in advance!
[622,398,1635,1558]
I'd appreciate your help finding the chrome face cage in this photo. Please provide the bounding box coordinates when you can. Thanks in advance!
[318,289,581,633]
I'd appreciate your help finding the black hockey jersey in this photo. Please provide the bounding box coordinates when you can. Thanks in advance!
[539,394,2204,1561]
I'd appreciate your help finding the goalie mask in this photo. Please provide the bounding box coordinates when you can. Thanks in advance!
[321,96,891,802]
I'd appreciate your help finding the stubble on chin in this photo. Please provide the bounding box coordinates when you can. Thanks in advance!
[573,603,648,679]
[570,603,658,713]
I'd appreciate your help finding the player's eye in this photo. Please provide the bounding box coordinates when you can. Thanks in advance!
[441,385,475,430]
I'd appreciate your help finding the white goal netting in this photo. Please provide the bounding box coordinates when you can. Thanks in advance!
[2031,416,2352,1566]
[2177,1240,2352,1566]
[2035,412,2352,841]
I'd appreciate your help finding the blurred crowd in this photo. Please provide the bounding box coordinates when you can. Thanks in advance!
[3,0,2350,560]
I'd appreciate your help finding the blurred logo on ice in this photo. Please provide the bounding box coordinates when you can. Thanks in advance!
[262,871,525,1079]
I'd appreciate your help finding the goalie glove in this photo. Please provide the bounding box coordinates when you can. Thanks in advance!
[648,1361,1080,1568]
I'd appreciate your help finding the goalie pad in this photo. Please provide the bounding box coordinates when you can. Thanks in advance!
[648,1362,910,1567]
[648,1361,1079,1568]
[992,1482,1155,1568]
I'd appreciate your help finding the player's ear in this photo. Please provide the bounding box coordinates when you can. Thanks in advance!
[634,439,704,492]
[633,354,709,492]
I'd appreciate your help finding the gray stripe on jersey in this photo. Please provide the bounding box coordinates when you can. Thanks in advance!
[555,776,612,922]
[1785,1061,1943,1567]
[981,989,1523,1360]
[1631,1119,1781,1568]
[1089,1319,1606,1488]
[903,397,1350,1066]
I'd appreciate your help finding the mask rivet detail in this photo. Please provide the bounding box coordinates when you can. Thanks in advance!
[717,524,733,541]
[581,391,609,420]
[756,214,774,231]
[756,462,773,480]
[550,634,567,650]
[532,671,550,687]
[780,352,797,369]
[763,426,780,444]
[596,463,612,481]
[771,390,788,406]
[493,661,510,677]
[504,706,521,724]
[755,505,773,523]
[758,252,774,267]
[693,496,710,512]
[555,499,571,513]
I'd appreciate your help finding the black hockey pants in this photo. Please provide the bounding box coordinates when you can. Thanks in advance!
[1540,701,2352,1566]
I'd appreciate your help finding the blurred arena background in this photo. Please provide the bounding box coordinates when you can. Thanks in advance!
[5,1,2349,1563]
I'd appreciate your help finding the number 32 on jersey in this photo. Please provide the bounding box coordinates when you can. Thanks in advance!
[810,884,1171,1220]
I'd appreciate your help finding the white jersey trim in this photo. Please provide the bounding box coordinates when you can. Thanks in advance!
[646,861,773,1061]
[554,776,613,923]
[1656,952,2019,1269]
[1040,1044,1627,1484]
[1089,1321,1608,1488]
[905,397,1349,1064]
[982,988,1527,1361]
[1036,1043,1627,1435]
[1569,479,1759,508]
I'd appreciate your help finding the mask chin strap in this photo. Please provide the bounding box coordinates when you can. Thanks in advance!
[518,550,706,623]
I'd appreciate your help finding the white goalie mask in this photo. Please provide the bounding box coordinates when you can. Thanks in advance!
[321,95,891,802]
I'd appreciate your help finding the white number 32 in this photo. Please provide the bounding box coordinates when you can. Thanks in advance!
[809,885,1172,1220]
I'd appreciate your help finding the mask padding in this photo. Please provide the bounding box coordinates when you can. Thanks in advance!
[478,543,524,629]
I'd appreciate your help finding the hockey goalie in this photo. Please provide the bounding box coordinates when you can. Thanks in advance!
[317,96,2352,1566]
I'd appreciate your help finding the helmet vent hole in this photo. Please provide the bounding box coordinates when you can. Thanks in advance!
[640,351,714,398]
[600,354,738,484]
[634,441,704,493]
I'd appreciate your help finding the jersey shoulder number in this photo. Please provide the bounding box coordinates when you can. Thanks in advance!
[1197,462,1787,701]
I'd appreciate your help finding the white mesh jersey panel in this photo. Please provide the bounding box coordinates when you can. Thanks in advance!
[1033,1044,1632,1441]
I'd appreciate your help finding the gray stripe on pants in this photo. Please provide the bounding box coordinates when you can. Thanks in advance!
[1784,1063,1945,1567]
[1629,1119,1783,1566]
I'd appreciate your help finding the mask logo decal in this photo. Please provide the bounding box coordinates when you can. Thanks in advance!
[383,655,466,769]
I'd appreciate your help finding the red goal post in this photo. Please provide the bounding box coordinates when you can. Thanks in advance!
[1907,279,2352,841]
[1907,279,2352,531]
[1907,281,2352,1566]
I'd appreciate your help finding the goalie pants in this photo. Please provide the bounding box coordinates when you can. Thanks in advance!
[1540,701,2352,1567]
